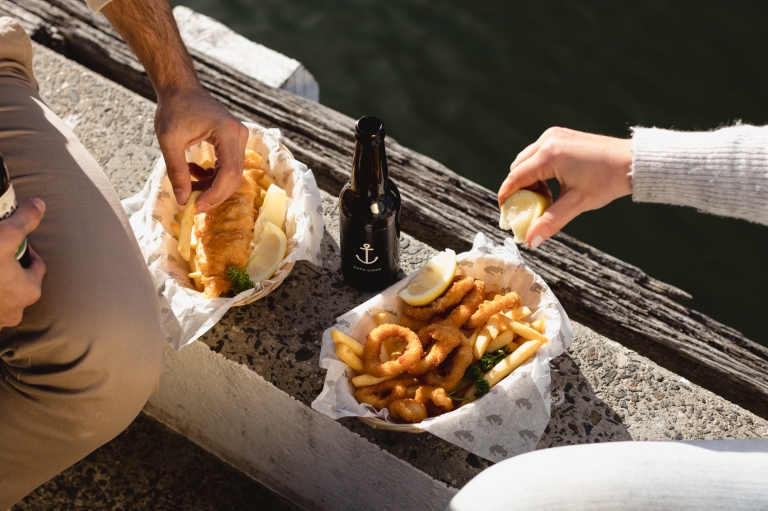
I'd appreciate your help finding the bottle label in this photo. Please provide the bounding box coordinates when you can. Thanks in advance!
[341,217,400,289]
[0,184,28,261]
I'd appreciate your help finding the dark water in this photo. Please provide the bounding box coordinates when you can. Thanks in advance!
[175,0,768,344]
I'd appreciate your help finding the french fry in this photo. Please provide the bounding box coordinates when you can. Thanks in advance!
[330,329,364,357]
[177,190,202,261]
[188,271,204,292]
[502,306,532,321]
[498,315,548,343]
[336,344,365,373]
[531,318,546,333]
[171,221,181,238]
[259,175,277,190]
[485,330,515,353]
[485,316,501,339]
[484,339,542,388]
[497,315,510,333]
[473,327,492,359]
[374,310,398,326]
[351,374,394,388]
[400,316,428,332]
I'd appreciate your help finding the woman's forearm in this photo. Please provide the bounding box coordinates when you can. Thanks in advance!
[631,125,768,226]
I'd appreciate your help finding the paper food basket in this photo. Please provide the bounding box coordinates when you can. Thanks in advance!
[122,123,324,350]
[312,233,574,462]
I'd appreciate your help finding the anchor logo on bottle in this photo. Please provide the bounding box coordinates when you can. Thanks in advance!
[355,243,379,265]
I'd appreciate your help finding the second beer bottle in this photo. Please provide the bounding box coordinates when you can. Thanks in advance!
[339,116,401,291]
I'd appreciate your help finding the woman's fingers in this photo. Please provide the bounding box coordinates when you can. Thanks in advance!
[498,152,554,207]
[525,190,584,248]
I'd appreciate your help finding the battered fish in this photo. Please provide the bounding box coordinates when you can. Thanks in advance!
[193,159,264,298]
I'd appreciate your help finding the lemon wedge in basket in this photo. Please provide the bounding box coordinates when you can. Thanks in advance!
[247,222,287,283]
[254,184,287,242]
[499,190,551,244]
[397,249,457,306]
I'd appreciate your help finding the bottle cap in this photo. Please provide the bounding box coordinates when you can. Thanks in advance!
[355,116,386,143]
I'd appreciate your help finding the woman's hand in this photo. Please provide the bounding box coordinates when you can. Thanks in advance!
[0,198,46,328]
[498,127,633,248]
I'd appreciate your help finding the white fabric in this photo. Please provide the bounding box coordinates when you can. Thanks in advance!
[631,125,768,226]
[448,440,768,511]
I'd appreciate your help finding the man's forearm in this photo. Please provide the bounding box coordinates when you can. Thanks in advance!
[102,0,199,96]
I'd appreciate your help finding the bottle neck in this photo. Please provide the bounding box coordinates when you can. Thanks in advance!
[351,137,388,198]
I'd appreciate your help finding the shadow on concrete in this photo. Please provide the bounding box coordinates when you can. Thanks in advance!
[538,352,632,449]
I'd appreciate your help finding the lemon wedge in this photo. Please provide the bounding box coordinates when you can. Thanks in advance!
[397,249,457,306]
[254,184,287,242]
[246,222,287,283]
[499,190,551,244]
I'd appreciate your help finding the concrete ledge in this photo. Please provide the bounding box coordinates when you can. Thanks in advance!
[173,6,319,102]
[31,38,768,509]
[144,341,453,511]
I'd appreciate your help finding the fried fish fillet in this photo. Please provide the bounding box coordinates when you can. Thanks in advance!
[193,160,263,298]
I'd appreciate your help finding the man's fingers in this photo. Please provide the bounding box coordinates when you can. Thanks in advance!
[1,199,45,252]
[24,245,46,289]
[160,139,192,205]
[526,191,584,248]
[196,121,247,211]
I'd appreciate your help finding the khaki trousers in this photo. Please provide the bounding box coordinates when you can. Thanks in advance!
[0,18,165,508]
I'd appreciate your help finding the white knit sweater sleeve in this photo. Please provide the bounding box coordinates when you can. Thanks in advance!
[86,0,113,13]
[631,125,768,226]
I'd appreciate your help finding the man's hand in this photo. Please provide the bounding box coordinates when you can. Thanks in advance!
[154,86,248,211]
[0,199,46,328]
[498,127,633,248]
[102,0,247,211]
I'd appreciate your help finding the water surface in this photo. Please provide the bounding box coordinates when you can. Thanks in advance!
[175,0,768,344]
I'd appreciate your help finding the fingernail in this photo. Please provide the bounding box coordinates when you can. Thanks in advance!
[173,188,188,204]
[196,202,211,212]
[31,198,45,214]
[529,235,545,250]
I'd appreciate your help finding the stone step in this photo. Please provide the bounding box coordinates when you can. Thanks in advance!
[13,414,303,511]
[23,22,768,511]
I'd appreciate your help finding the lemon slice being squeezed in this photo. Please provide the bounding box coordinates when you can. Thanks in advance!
[397,249,457,306]
[499,190,551,244]
[247,222,287,284]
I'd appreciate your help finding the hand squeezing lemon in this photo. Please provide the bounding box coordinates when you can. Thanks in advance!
[398,249,457,306]
[499,190,551,244]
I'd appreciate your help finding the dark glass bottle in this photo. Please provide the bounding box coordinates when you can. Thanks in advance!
[339,116,401,291]
[0,152,31,268]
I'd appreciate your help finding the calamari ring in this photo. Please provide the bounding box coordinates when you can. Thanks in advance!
[465,292,522,330]
[408,323,463,375]
[355,377,419,409]
[404,275,475,322]
[423,332,474,392]
[445,279,486,328]
[364,324,423,377]
[415,385,454,414]
[388,398,428,424]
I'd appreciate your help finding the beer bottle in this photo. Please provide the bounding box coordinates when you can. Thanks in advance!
[0,152,31,268]
[339,116,401,291]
